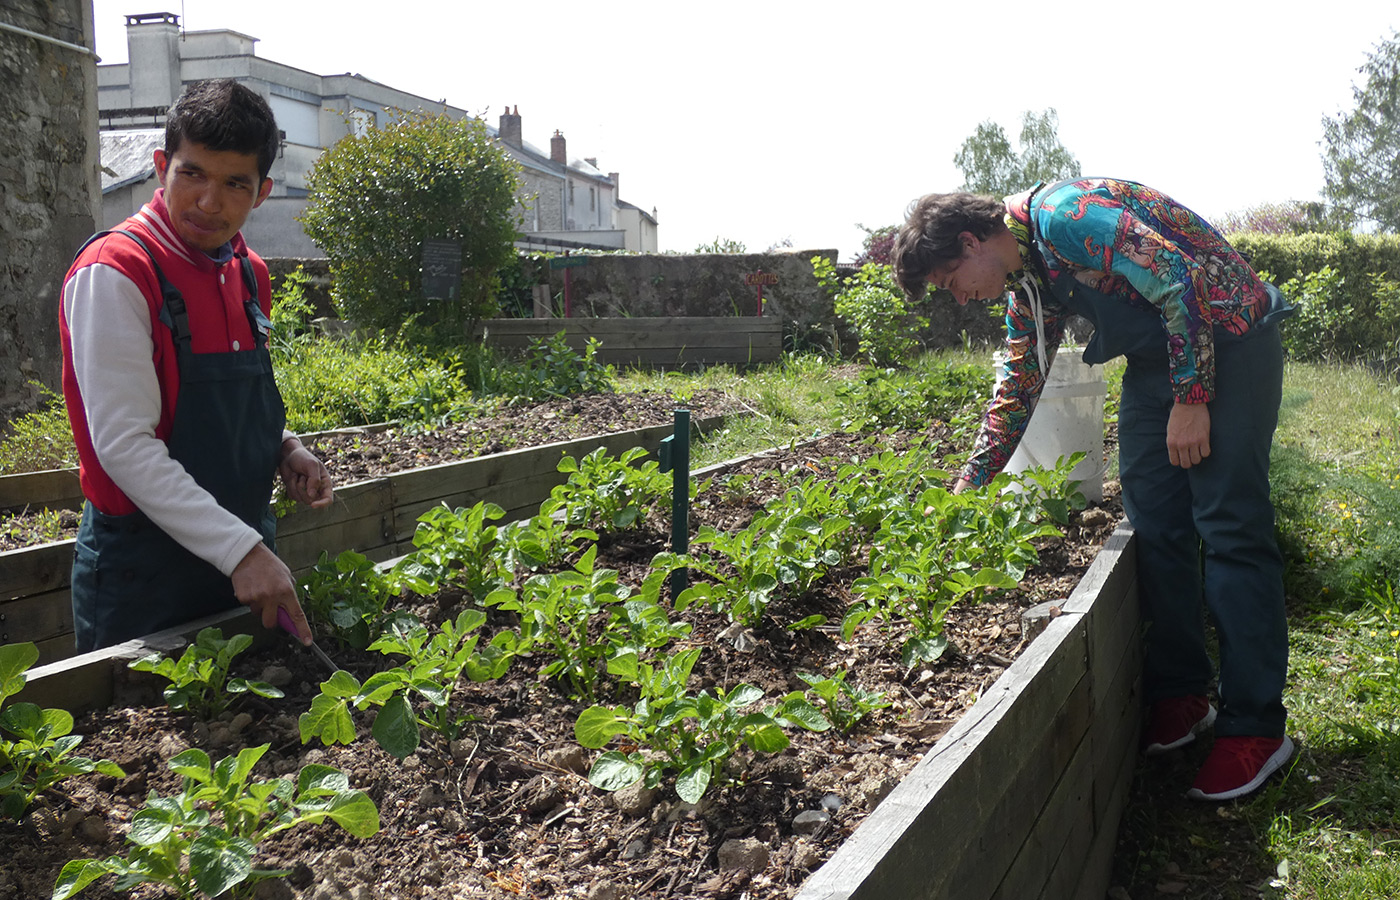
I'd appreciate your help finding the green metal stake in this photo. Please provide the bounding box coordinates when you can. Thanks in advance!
[657,409,690,601]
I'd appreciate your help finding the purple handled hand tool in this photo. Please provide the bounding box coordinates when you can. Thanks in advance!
[276,607,340,673]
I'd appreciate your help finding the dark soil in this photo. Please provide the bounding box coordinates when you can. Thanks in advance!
[0,424,1125,900]
[0,389,751,552]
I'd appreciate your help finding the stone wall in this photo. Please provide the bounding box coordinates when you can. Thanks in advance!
[263,251,1005,354]
[541,250,838,329]
[0,0,98,418]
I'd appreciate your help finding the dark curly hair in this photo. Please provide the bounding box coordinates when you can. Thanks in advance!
[891,192,1008,301]
[165,79,280,180]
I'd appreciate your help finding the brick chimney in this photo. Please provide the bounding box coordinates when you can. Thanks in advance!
[498,105,521,147]
[125,12,183,108]
[608,171,619,196]
[550,130,566,164]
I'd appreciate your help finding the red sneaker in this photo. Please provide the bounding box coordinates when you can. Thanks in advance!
[1143,695,1216,755]
[1187,735,1295,801]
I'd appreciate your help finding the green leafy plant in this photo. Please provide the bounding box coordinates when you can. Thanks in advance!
[129,629,283,720]
[497,511,598,573]
[1011,452,1089,525]
[0,642,124,820]
[814,257,927,366]
[52,744,378,900]
[299,610,508,758]
[488,332,615,402]
[796,669,891,734]
[490,546,689,700]
[575,647,829,803]
[301,109,521,333]
[394,501,511,603]
[543,446,675,532]
[299,549,414,649]
[0,384,78,476]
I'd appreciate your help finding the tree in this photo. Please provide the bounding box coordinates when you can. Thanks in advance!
[1322,30,1400,232]
[953,109,1081,198]
[301,110,523,332]
[852,224,898,266]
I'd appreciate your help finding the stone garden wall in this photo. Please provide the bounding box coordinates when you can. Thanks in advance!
[0,0,98,418]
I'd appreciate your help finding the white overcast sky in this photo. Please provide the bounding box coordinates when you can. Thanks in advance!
[91,0,1397,259]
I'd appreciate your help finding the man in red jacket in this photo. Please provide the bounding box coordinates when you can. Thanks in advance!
[61,79,330,651]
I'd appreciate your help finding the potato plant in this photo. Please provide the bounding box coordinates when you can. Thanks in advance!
[0,642,124,820]
[52,744,378,899]
[128,628,284,721]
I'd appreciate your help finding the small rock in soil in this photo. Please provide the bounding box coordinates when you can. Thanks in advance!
[791,810,830,835]
[620,838,649,860]
[792,839,823,870]
[77,815,110,844]
[542,744,588,775]
[157,733,189,758]
[717,837,771,873]
[252,878,296,899]
[587,882,625,900]
[610,782,658,816]
[229,712,254,734]
[59,807,85,837]
[260,664,294,687]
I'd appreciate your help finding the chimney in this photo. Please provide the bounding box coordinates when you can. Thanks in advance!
[585,157,597,168]
[608,171,619,197]
[551,130,567,164]
[125,12,183,108]
[498,105,521,147]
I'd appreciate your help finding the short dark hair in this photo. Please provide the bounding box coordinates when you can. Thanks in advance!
[165,79,280,180]
[892,192,1008,301]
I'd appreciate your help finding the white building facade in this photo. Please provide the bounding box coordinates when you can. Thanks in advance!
[98,12,656,257]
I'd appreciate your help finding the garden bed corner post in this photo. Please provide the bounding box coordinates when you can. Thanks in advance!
[658,409,690,600]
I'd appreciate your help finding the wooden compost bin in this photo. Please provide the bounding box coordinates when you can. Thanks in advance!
[474,317,782,370]
[14,517,1141,899]
[1,415,725,666]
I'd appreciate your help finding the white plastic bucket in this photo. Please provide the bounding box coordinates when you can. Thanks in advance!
[994,350,1106,503]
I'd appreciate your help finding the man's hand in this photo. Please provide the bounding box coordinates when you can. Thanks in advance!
[1167,401,1211,468]
[279,440,333,508]
[231,541,311,645]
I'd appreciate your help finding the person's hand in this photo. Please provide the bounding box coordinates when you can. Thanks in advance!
[1167,402,1211,468]
[231,541,311,645]
[279,441,334,508]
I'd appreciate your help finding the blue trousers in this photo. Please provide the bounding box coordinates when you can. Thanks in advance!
[1118,324,1288,737]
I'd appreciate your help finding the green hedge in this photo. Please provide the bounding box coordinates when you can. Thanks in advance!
[1230,231,1400,368]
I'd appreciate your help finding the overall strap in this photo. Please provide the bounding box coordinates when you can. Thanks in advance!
[239,254,271,349]
[75,230,191,347]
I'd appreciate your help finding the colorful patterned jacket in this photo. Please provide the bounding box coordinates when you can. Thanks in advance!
[962,177,1271,487]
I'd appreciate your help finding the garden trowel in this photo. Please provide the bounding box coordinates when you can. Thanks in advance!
[277,607,340,673]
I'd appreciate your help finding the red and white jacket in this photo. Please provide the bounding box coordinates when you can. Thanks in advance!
[60,190,291,576]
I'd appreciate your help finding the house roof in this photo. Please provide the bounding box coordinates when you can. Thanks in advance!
[99,129,163,193]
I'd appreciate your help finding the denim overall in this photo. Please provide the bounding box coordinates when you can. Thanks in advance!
[71,231,286,651]
[1026,186,1295,737]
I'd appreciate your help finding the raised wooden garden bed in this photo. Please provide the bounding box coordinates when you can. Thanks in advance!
[474,317,783,369]
[13,519,1140,900]
[0,416,726,667]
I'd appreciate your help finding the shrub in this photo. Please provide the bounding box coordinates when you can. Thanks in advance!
[273,336,470,432]
[301,110,523,333]
[0,385,77,475]
[813,257,927,366]
[1233,231,1400,369]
